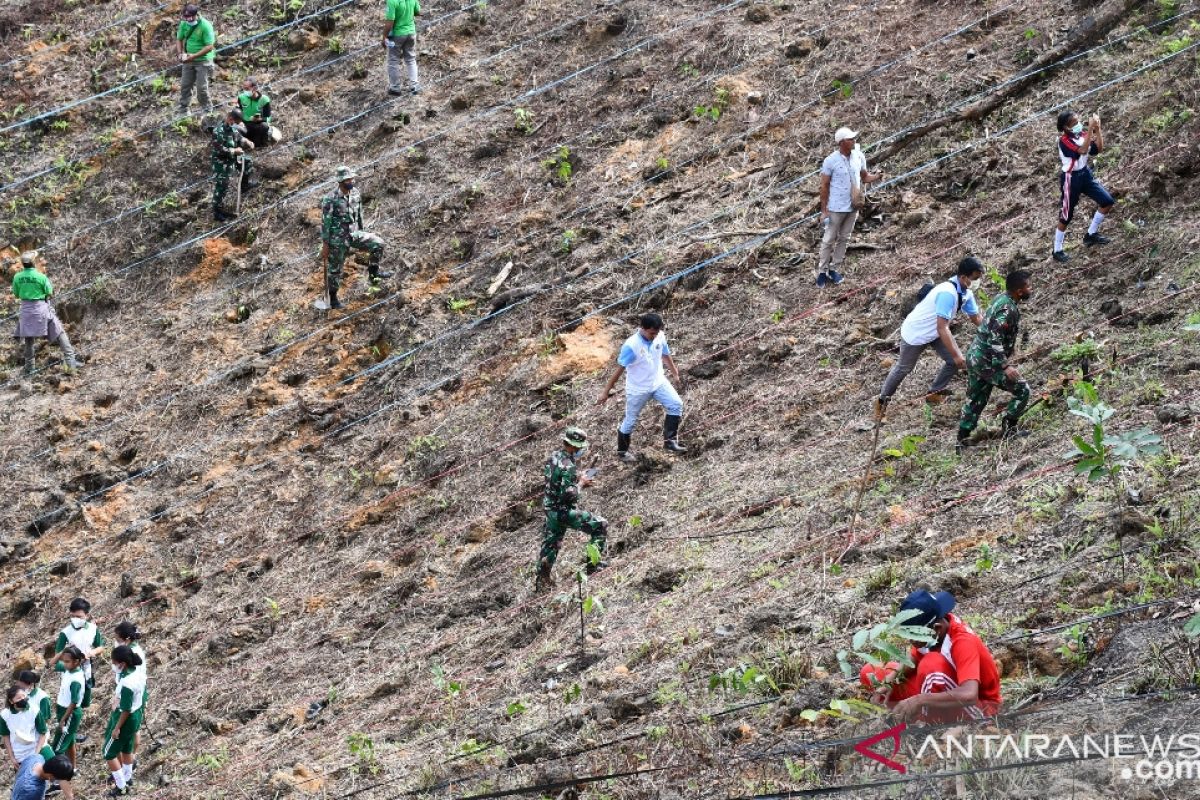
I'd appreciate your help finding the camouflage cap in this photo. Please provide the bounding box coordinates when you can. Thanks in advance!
[335,166,358,183]
[562,427,588,448]
[19,250,38,266]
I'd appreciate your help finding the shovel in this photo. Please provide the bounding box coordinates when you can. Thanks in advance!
[234,158,245,216]
[313,243,334,311]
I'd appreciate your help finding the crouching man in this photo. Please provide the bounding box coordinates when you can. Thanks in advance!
[861,589,1002,723]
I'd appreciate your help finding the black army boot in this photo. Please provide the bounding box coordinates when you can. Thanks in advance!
[663,414,687,454]
[368,255,393,282]
[617,431,635,463]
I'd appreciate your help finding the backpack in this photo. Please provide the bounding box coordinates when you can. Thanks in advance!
[903,278,963,320]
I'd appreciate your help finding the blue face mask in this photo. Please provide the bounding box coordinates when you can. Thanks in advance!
[1071,122,1084,135]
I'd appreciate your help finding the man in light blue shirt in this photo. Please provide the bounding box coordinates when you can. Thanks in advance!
[597,313,686,461]
[876,257,985,419]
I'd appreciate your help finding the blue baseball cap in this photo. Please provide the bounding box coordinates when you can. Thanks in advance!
[899,589,956,628]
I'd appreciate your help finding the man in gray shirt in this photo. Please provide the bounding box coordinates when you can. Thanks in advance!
[817,126,881,287]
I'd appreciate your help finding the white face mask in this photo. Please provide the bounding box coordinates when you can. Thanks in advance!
[969,278,982,291]
[69,617,87,630]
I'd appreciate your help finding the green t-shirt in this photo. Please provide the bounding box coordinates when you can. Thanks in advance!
[178,17,216,63]
[386,0,420,37]
[237,90,271,122]
[12,268,52,300]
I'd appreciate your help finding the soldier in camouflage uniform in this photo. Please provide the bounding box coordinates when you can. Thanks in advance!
[319,166,391,309]
[957,270,1034,451]
[536,427,607,590]
[211,109,255,222]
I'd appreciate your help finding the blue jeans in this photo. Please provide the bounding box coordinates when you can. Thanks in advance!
[620,383,683,435]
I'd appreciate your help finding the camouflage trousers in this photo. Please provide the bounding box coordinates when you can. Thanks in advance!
[540,507,607,568]
[958,367,1030,436]
[212,157,251,212]
[325,231,385,294]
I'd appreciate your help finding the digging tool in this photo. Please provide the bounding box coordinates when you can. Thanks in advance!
[845,412,884,551]
[234,157,246,216]
[313,246,331,311]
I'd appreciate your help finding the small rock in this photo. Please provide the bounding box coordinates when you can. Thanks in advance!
[604,15,627,35]
[1155,404,1191,424]
[688,360,723,379]
[746,90,763,106]
[783,39,813,59]
[744,4,772,23]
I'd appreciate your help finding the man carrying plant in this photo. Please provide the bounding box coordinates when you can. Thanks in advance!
[177,4,216,114]
[536,427,607,591]
[816,126,882,288]
[860,589,1001,723]
[875,257,984,419]
[956,269,1033,450]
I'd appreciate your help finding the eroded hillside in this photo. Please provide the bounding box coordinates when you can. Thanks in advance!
[2,0,1200,797]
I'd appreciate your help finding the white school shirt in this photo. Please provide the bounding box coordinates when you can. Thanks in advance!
[0,705,41,763]
[61,620,99,682]
[113,670,146,714]
[57,669,86,709]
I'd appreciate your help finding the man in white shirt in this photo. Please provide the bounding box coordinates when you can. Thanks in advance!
[597,313,686,462]
[875,257,985,419]
[817,126,882,287]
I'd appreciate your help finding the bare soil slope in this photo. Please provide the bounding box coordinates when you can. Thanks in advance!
[2,0,1200,798]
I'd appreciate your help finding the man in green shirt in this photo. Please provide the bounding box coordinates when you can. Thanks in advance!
[383,0,421,96]
[234,76,275,147]
[11,251,79,375]
[957,269,1034,451]
[177,3,216,113]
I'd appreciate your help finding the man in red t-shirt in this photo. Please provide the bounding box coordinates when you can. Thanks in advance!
[861,590,1002,723]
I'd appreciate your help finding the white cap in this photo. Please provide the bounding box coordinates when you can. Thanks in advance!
[834,127,859,143]
[19,250,38,266]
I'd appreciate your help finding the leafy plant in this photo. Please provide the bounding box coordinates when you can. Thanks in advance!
[513,107,534,135]
[830,79,853,99]
[558,229,578,254]
[1062,382,1163,509]
[327,35,344,54]
[882,434,924,459]
[541,146,573,183]
[347,732,380,775]
[678,62,699,78]
[1184,311,1200,332]
[1055,624,1089,667]
[562,682,582,704]
[693,87,731,121]
[504,699,527,718]
[837,608,937,681]
[975,543,995,573]
[708,662,779,696]
[447,297,476,313]
[1185,614,1200,638]
[794,697,882,724]
[430,664,462,701]
[1051,338,1100,367]
[194,747,229,771]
